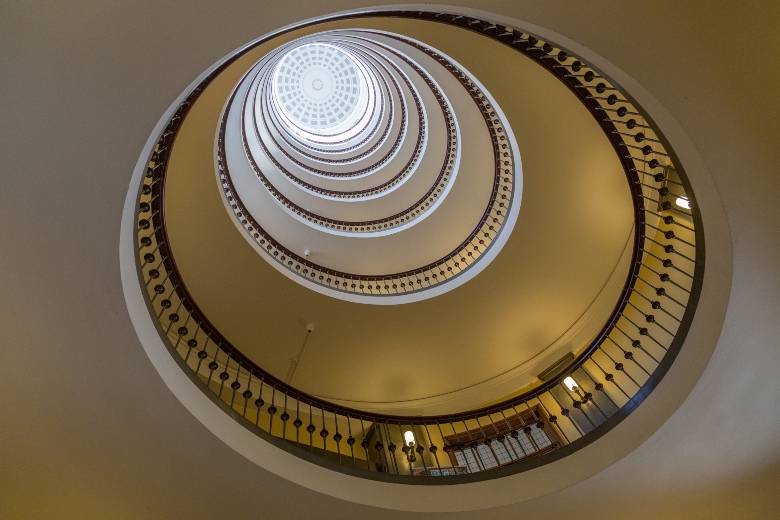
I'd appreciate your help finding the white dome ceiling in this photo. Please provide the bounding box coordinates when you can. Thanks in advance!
[272,43,369,135]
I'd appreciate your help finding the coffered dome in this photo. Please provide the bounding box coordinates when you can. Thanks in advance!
[272,42,369,136]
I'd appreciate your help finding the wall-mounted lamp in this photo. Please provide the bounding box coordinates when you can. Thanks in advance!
[564,375,593,405]
[403,430,417,462]
[564,375,587,400]
[675,197,690,209]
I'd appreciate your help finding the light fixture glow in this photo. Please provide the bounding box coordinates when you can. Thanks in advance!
[563,376,578,392]
[675,197,690,209]
[404,430,415,446]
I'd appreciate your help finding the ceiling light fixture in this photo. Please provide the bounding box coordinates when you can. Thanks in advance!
[675,197,690,209]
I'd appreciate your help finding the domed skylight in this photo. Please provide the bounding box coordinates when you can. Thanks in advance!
[272,43,368,135]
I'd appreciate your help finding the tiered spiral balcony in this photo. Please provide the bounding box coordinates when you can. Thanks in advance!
[132,10,702,483]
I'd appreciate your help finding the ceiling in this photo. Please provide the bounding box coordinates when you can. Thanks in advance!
[1,1,779,519]
[161,16,632,411]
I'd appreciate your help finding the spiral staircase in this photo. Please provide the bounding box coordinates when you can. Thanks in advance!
[2,3,779,519]
[129,5,706,492]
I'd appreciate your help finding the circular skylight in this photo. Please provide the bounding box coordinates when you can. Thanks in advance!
[272,43,367,133]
